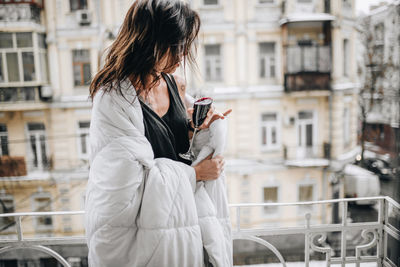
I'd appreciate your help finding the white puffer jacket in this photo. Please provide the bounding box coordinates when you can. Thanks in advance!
[85,80,232,267]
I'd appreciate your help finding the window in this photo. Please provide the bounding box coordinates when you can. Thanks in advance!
[68,257,82,267]
[72,49,91,86]
[297,111,315,158]
[260,113,280,150]
[203,0,218,5]
[78,121,90,158]
[298,184,314,213]
[32,192,53,230]
[324,0,331,13]
[342,0,352,8]
[343,39,349,77]
[0,32,48,84]
[259,42,275,78]
[70,0,88,11]
[0,194,15,231]
[0,124,9,156]
[374,23,384,42]
[0,87,36,102]
[263,187,278,214]
[343,107,350,147]
[204,44,222,81]
[27,123,49,170]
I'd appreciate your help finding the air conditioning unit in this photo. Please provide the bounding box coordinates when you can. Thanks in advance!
[76,9,92,26]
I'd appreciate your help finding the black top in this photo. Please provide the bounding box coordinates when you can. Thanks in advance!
[139,73,191,165]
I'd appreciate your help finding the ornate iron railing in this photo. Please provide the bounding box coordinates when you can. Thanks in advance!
[0,196,398,267]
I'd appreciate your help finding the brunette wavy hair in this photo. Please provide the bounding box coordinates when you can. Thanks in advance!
[89,0,200,99]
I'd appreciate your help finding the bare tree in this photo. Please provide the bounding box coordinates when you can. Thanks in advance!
[357,11,399,165]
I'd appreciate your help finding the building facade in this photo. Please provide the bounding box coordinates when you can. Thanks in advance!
[0,0,360,265]
[186,0,359,229]
[358,1,400,162]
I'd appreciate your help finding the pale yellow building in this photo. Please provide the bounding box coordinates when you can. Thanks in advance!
[185,0,359,228]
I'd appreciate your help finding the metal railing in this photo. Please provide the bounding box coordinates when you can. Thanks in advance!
[286,45,331,74]
[0,197,398,267]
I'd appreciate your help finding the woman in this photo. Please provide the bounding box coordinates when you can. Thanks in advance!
[85,0,232,266]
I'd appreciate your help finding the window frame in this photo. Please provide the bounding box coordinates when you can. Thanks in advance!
[296,181,316,215]
[296,110,318,158]
[0,124,9,156]
[0,194,16,232]
[262,185,280,217]
[72,49,91,87]
[69,0,88,11]
[0,32,48,86]
[260,112,280,151]
[202,0,219,6]
[259,42,276,79]
[258,0,275,6]
[26,122,49,171]
[31,192,53,231]
[343,38,349,77]
[77,121,90,159]
[343,107,351,147]
[204,44,223,82]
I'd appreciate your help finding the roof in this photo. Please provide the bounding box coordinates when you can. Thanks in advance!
[343,164,377,178]
[284,158,330,167]
[279,13,336,26]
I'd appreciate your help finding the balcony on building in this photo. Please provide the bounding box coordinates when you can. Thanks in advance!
[0,0,44,25]
[280,13,334,93]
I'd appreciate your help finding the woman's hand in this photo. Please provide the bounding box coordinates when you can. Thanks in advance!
[193,154,225,181]
[188,106,232,130]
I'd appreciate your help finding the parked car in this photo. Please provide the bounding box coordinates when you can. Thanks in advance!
[343,164,381,205]
[356,157,395,180]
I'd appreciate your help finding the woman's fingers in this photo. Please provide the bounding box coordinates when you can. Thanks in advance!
[195,106,232,129]
[223,109,232,117]
[187,107,194,118]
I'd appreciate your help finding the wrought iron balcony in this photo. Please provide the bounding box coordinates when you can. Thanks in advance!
[0,197,398,266]
[0,1,43,24]
[0,156,27,177]
[284,44,331,93]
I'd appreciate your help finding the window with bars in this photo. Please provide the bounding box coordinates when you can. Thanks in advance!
[0,124,9,156]
[70,0,88,11]
[0,32,48,84]
[0,194,15,230]
[78,121,90,159]
[263,187,278,214]
[260,113,280,150]
[32,193,53,230]
[204,44,222,81]
[27,122,49,170]
[73,49,91,86]
[259,42,276,78]
[0,87,36,102]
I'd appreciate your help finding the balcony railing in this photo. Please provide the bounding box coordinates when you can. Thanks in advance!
[0,156,27,177]
[0,3,42,23]
[0,197,398,266]
[284,45,331,93]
